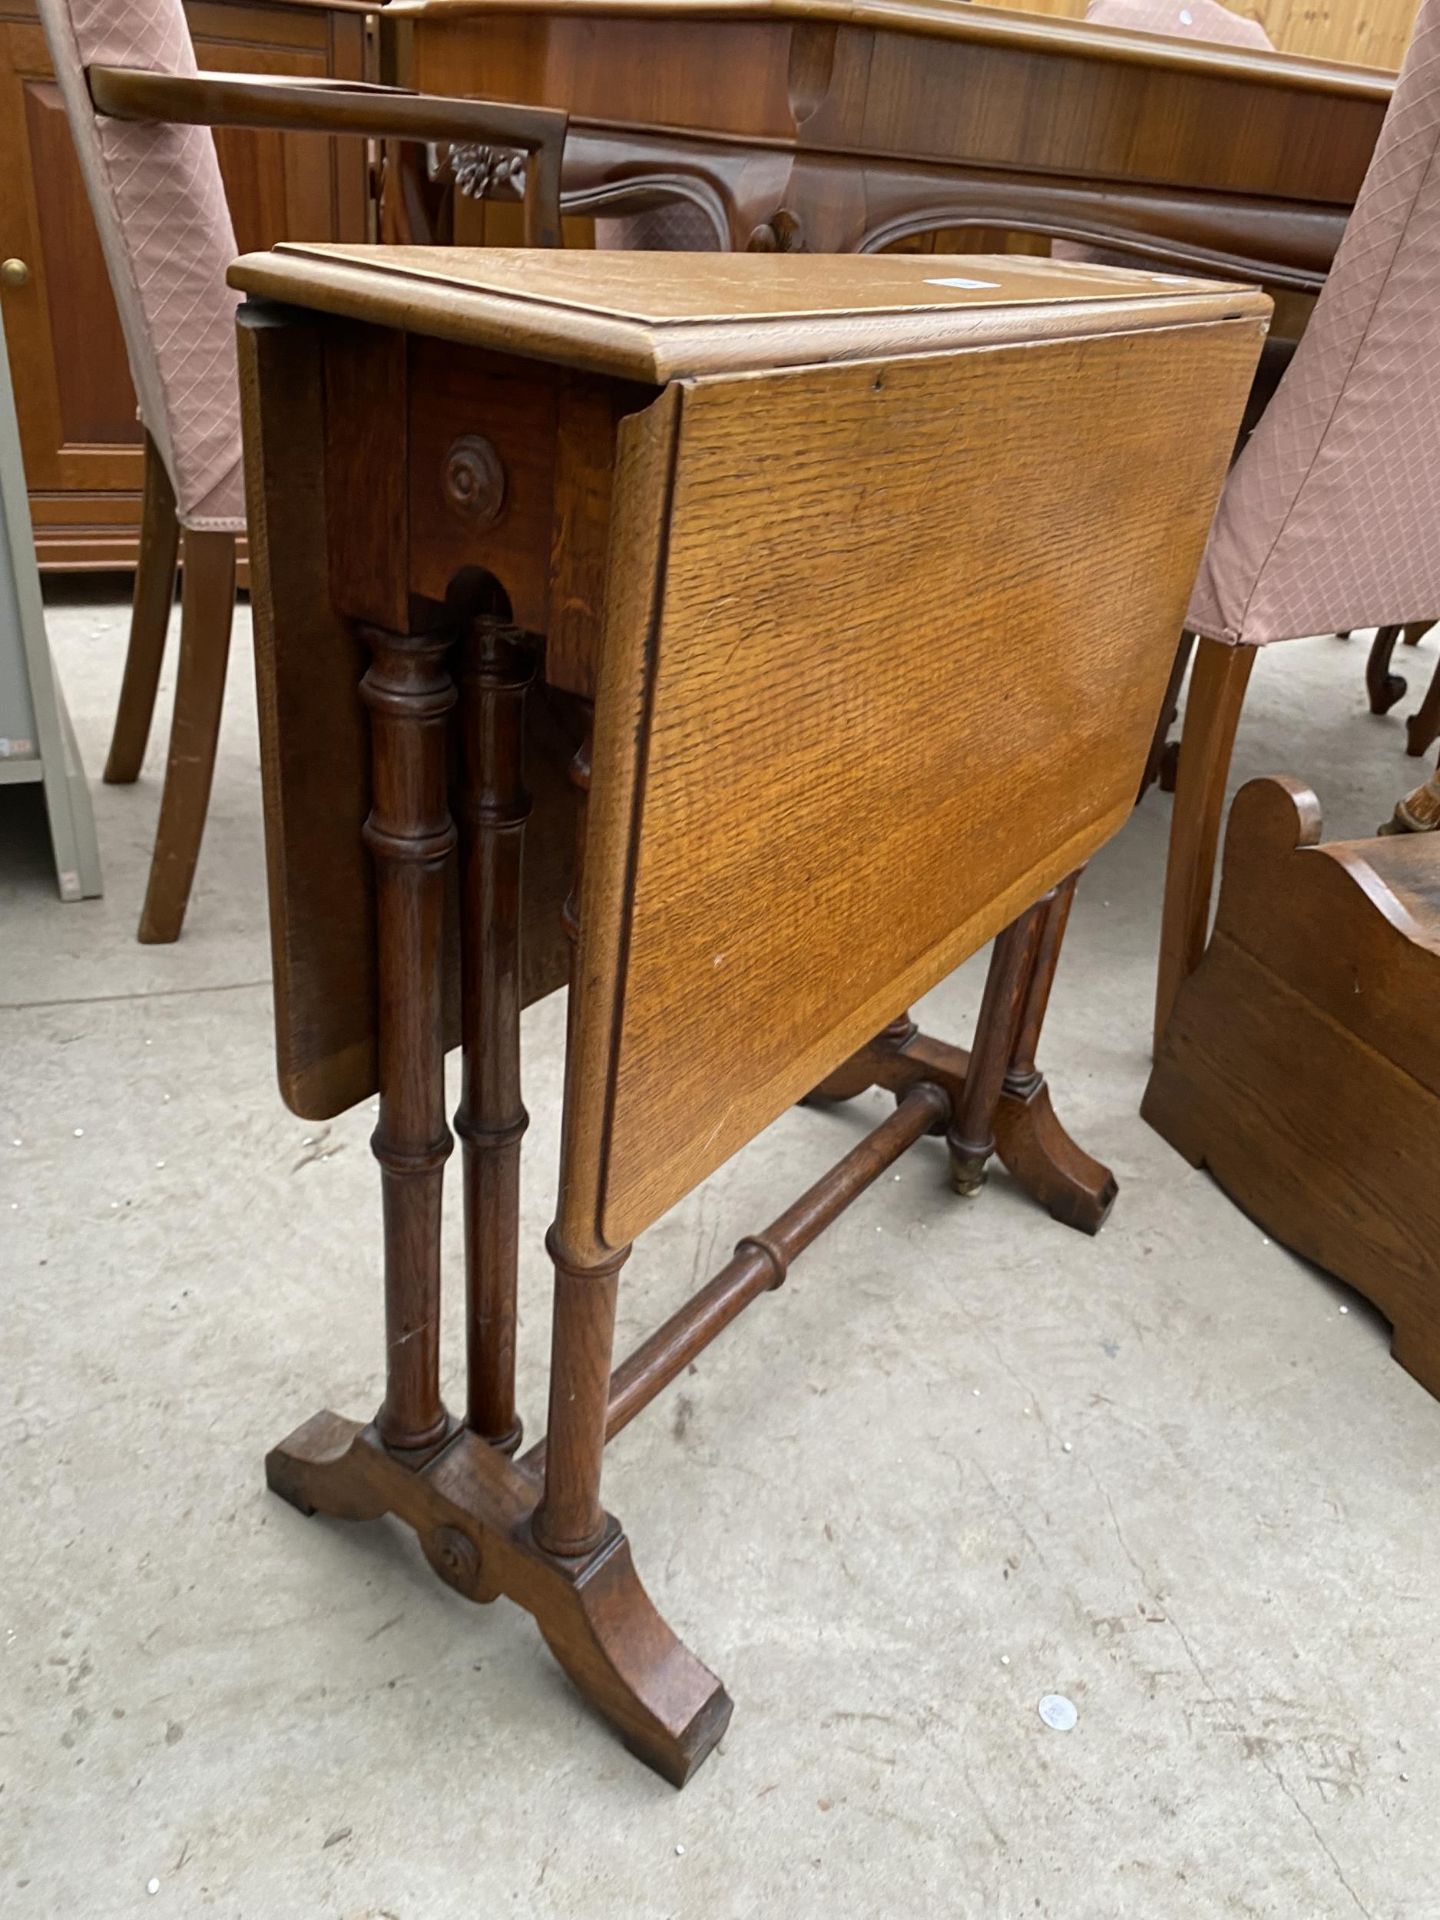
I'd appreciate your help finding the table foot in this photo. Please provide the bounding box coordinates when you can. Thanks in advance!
[802,882,1115,1233]
[263,1409,730,1785]
[995,1075,1117,1236]
[534,1533,733,1787]
[804,1020,1116,1235]
[948,1148,990,1197]
[265,1409,394,1522]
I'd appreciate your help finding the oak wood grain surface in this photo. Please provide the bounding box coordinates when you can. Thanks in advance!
[559,309,1266,1254]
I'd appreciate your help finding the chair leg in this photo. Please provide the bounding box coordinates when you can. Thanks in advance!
[1366,625,1407,715]
[136,528,237,945]
[1138,630,1195,802]
[1405,632,1440,758]
[105,433,179,785]
[1154,637,1254,1051]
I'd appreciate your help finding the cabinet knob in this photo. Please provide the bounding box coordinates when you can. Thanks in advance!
[1,258,30,289]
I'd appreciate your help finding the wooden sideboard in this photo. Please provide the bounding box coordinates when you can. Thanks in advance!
[389,1,1391,281]
[0,0,374,570]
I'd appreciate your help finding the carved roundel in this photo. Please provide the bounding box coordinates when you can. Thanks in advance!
[425,1524,484,1596]
[442,434,506,529]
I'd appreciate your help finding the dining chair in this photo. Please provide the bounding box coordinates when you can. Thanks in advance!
[1153,0,1440,1048]
[37,0,565,942]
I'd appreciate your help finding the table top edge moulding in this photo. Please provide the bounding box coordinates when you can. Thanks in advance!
[227,246,1270,382]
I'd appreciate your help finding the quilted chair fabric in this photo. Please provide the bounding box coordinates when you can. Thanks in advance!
[1187,0,1440,643]
[38,0,244,530]
[1083,0,1273,48]
[594,201,723,253]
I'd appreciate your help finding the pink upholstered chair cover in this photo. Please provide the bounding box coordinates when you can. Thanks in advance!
[1187,0,1440,644]
[1084,0,1273,48]
[37,0,244,531]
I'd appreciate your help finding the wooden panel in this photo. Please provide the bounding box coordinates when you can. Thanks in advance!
[0,21,138,496]
[852,24,1377,203]
[21,71,138,457]
[430,12,798,141]
[1142,777,1440,1399]
[398,7,1387,272]
[1176,777,1440,1093]
[546,374,630,697]
[242,304,584,1120]
[408,9,1390,211]
[323,322,410,631]
[562,313,1266,1256]
[405,335,560,627]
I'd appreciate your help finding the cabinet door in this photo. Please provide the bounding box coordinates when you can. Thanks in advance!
[0,0,371,570]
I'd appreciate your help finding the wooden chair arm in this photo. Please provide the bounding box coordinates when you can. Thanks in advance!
[85,66,566,248]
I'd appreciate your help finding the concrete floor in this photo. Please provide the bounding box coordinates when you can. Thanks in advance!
[3,586,1438,1920]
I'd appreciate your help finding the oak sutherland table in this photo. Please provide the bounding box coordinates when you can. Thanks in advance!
[384,0,1392,290]
[231,246,1267,1784]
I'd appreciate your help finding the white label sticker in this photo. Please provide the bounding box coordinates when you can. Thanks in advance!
[925,276,1001,290]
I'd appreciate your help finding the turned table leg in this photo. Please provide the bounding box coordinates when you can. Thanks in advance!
[454,619,535,1455]
[360,623,457,1453]
[534,1232,629,1557]
[531,731,630,1557]
[947,900,1047,1195]
[266,711,731,1787]
[799,877,1115,1232]
[1005,874,1075,1102]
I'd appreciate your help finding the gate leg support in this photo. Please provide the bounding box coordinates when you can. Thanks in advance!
[947,900,1047,1195]
[360,623,456,1453]
[801,882,1117,1233]
[454,620,535,1454]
